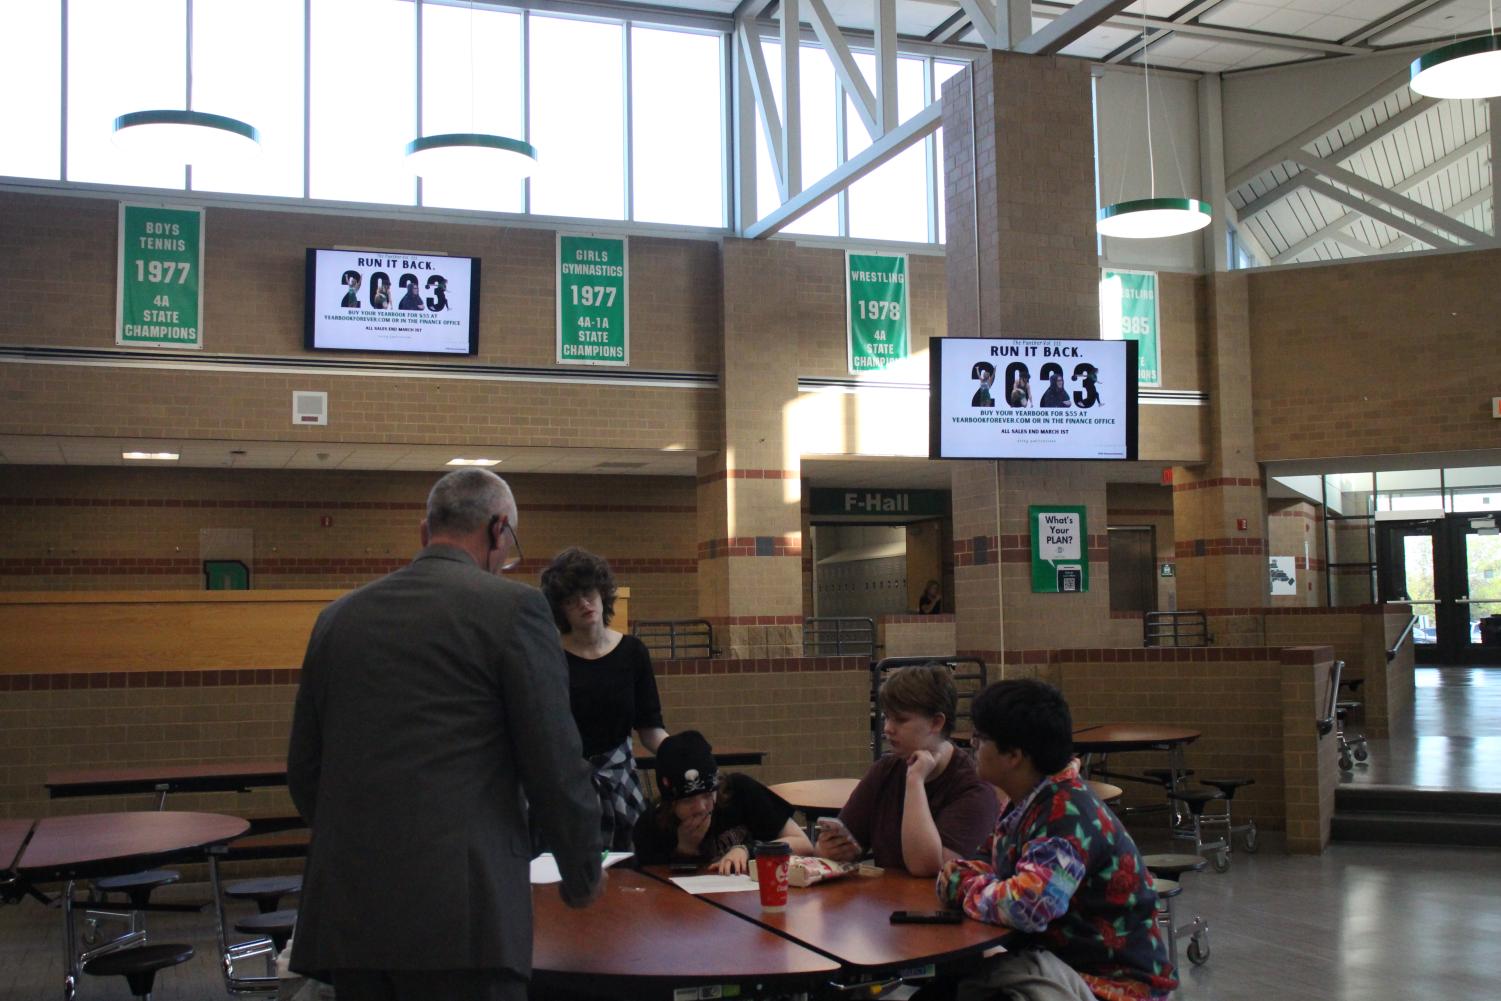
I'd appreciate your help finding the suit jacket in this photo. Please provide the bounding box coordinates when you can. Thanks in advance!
[287,544,601,978]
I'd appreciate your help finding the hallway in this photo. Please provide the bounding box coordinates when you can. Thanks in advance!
[1341,666,1501,793]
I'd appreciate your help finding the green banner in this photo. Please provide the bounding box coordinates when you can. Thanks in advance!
[117,204,204,349]
[847,252,909,373]
[558,234,628,366]
[1030,505,1089,593]
[1100,269,1159,386]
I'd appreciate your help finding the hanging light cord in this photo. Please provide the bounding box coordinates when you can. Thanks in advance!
[1142,13,1156,199]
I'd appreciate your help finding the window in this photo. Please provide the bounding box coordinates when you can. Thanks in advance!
[846,55,928,243]
[420,3,524,214]
[631,26,723,227]
[529,14,625,220]
[308,0,415,206]
[1,0,61,180]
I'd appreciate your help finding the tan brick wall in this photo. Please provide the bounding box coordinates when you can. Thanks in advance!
[1249,247,1501,462]
[879,616,958,659]
[1268,500,1324,607]
[1280,647,1339,853]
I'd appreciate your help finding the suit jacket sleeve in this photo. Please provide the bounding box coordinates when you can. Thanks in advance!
[287,607,330,826]
[500,587,603,902]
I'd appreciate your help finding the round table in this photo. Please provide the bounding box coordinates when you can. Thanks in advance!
[768,778,860,819]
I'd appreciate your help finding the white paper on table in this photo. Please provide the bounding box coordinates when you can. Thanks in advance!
[668,874,761,894]
[529,852,633,885]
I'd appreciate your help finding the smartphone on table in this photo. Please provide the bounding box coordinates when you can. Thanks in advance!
[890,910,964,924]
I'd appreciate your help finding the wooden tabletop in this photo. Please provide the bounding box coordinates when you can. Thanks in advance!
[769,778,860,813]
[0,818,36,873]
[1070,724,1201,753]
[532,867,837,991]
[15,811,250,883]
[46,760,289,799]
[1086,780,1125,803]
[672,867,1010,973]
[634,745,766,770]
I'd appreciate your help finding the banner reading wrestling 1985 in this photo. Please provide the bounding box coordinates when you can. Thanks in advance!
[117,204,204,349]
[557,234,628,366]
[847,252,909,374]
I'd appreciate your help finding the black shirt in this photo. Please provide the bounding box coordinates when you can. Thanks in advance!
[632,773,795,864]
[566,633,664,759]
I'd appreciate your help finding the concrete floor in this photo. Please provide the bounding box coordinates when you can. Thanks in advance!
[1342,666,1501,792]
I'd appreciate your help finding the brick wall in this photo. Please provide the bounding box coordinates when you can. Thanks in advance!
[1268,499,1324,607]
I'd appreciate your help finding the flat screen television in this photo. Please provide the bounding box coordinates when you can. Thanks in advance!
[929,337,1138,460]
[304,248,480,355]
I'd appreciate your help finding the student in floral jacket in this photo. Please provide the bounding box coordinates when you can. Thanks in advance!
[936,679,1177,1001]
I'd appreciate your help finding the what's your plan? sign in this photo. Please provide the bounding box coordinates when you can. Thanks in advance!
[1030,505,1089,593]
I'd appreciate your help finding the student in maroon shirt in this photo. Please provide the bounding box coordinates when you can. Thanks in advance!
[817,663,998,876]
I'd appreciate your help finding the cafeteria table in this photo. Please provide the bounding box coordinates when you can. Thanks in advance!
[532,866,837,998]
[1071,724,1203,828]
[652,865,1011,979]
[768,777,859,820]
[5,811,250,1001]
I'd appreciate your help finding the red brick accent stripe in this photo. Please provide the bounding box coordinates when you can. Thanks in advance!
[1271,508,1322,522]
[1294,557,1327,571]
[1174,538,1268,557]
[697,536,803,559]
[0,669,301,690]
[956,649,1005,665]
[878,614,956,623]
[1003,647,1282,664]
[953,536,998,567]
[1172,477,1264,492]
[0,557,698,577]
[696,469,799,486]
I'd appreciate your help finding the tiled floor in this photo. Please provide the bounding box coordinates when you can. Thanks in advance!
[1342,666,1501,792]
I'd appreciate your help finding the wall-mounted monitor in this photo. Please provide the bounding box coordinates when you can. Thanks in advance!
[929,337,1138,460]
[304,248,480,355]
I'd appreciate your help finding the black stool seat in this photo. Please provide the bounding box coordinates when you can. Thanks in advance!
[1200,777,1255,796]
[226,874,302,914]
[94,869,180,909]
[1151,878,1181,899]
[1168,788,1225,813]
[236,908,297,952]
[84,942,194,997]
[1143,768,1194,784]
[1142,853,1208,879]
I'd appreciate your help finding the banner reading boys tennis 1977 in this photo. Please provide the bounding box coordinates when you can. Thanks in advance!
[847,252,909,374]
[117,203,204,349]
[557,234,628,366]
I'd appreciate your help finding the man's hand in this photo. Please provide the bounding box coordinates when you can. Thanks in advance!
[711,845,751,875]
[560,867,607,909]
[816,827,861,863]
[906,748,939,783]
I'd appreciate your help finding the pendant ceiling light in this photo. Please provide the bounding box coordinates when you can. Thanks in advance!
[1097,18,1211,240]
[1410,31,1501,99]
[407,0,537,182]
[112,1,259,163]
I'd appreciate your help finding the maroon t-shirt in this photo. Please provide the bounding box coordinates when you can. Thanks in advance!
[838,749,998,871]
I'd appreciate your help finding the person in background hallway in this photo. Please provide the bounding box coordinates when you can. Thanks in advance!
[817,663,997,876]
[918,580,944,615]
[542,547,669,851]
[938,679,1176,1001]
[633,730,813,873]
[287,469,603,1001]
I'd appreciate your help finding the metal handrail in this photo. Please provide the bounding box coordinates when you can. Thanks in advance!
[1318,660,1344,737]
[632,618,717,660]
[1143,610,1213,648]
[803,617,877,657]
[1386,615,1418,663]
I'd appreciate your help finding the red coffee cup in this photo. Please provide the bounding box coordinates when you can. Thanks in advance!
[754,840,791,911]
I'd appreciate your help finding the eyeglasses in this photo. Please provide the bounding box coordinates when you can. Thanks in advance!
[490,514,523,572]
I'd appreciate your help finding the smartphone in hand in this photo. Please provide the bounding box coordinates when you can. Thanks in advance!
[890,910,964,924]
[815,816,851,838]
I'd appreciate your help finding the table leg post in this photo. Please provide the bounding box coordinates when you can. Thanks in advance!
[62,878,77,1001]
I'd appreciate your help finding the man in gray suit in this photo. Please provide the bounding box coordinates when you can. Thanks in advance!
[287,469,603,1001]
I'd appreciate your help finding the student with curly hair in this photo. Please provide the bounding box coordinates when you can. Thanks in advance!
[540,547,669,851]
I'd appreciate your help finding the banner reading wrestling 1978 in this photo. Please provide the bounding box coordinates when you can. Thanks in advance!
[847,252,909,374]
[117,204,204,349]
[557,234,628,366]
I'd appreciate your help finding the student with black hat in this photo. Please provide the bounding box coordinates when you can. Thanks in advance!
[633,731,813,874]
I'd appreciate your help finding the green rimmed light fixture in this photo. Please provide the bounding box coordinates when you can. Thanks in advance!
[1410,32,1501,99]
[1097,16,1212,240]
[111,1,261,165]
[406,133,538,183]
[406,0,537,184]
[113,109,260,163]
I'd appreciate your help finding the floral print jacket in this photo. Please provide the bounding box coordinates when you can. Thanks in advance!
[936,767,1177,1001]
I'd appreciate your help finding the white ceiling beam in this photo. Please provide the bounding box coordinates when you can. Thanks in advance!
[805,0,880,139]
[781,0,803,197]
[746,100,941,238]
[1238,98,1437,219]
[1293,151,1494,245]
[1304,177,1463,249]
[1228,66,1415,189]
[874,0,899,134]
[737,18,787,200]
[1030,2,1364,60]
[1330,231,1381,255]
[1015,0,1135,55]
[955,0,1001,49]
[1345,0,1452,46]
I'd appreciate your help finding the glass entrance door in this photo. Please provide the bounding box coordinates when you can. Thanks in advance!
[1454,519,1501,664]
[1377,521,1439,661]
[1382,516,1501,663]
